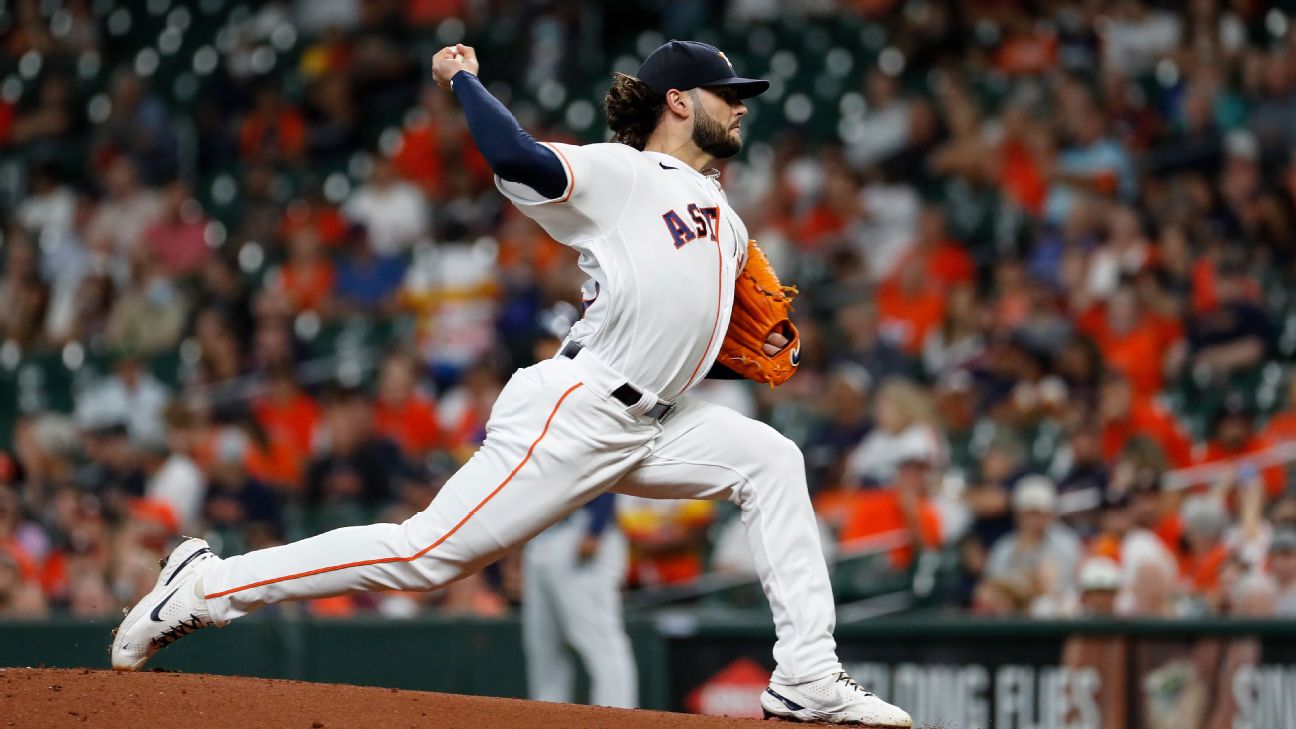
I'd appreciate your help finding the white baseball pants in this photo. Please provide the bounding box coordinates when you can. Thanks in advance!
[523,510,636,707]
[202,353,842,685]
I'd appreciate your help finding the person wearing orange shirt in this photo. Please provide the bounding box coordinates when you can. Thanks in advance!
[1195,394,1284,498]
[1097,371,1194,468]
[239,84,307,166]
[888,206,975,289]
[1079,286,1181,400]
[877,254,946,356]
[372,351,440,459]
[392,85,491,199]
[279,178,348,249]
[278,227,336,314]
[1262,374,1296,445]
[839,438,942,570]
[250,367,321,489]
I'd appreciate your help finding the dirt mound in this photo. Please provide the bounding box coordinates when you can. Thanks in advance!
[1,668,780,728]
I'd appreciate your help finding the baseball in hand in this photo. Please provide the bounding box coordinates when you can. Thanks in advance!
[433,43,480,91]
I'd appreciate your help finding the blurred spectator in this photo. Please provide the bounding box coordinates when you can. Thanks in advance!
[844,378,941,486]
[1044,96,1136,225]
[372,351,440,460]
[436,361,503,460]
[0,227,50,349]
[1249,49,1296,155]
[141,181,212,279]
[962,433,1030,573]
[190,307,244,385]
[294,0,360,35]
[193,255,256,345]
[392,85,491,199]
[857,174,921,281]
[1090,484,1177,585]
[1098,371,1193,468]
[838,437,943,569]
[834,299,914,382]
[16,162,76,242]
[204,428,283,555]
[278,226,337,314]
[1102,2,1182,74]
[74,422,145,517]
[248,315,304,374]
[75,356,170,444]
[141,404,206,533]
[106,259,188,357]
[844,68,914,170]
[984,475,1082,615]
[877,254,945,356]
[0,545,47,618]
[304,73,361,164]
[1269,530,1296,616]
[305,388,404,513]
[251,367,321,489]
[240,83,307,167]
[5,73,78,149]
[334,224,408,315]
[235,164,289,246]
[1078,282,1182,401]
[343,155,429,256]
[1185,254,1274,382]
[1194,394,1284,498]
[1122,548,1187,617]
[93,69,177,183]
[280,176,349,249]
[1075,557,1123,617]
[1052,418,1110,534]
[84,157,163,257]
[617,496,715,588]
[402,240,502,385]
[922,285,986,381]
[1227,572,1278,619]
[802,364,872,491]
[1175,495,1231,605]
[1262,374,1296,444]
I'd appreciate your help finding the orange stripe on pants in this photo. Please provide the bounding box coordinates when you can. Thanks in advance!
[205,382,584,600]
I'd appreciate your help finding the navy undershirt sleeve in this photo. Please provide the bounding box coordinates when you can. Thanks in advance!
[451,70,568,200]
[582,492,616,537]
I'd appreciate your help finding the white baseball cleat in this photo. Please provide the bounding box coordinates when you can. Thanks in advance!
[110,537,219,671]
[761,671,912,727]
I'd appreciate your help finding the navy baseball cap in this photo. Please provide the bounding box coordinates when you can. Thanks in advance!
[637,40,769,99]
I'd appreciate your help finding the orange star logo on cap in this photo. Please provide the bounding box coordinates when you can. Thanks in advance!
[717,51,734,72]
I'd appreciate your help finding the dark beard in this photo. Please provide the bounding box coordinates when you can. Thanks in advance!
[692,105,741,159]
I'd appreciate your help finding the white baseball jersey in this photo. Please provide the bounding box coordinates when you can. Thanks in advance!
[195,142,843,690]
[497,143,748,400]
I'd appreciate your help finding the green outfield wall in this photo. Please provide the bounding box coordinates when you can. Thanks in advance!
[4,615,1296,727]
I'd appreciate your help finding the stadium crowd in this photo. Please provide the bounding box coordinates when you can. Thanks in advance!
[2,0,1296,624]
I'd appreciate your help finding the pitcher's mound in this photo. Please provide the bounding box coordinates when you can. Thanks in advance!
[0,667,778,728]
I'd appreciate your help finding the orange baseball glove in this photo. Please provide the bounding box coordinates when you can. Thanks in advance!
[718,240,800,386]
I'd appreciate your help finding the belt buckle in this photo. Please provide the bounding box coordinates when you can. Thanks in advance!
[655,401,676,422]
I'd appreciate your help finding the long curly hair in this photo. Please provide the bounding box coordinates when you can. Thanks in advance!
[604,73,665,150]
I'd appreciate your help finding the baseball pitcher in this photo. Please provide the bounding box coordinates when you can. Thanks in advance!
[111,39,912,727]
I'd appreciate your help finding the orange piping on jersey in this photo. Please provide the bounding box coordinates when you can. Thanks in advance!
[675,239,725,398]
[204,382,585,600]
[545,143,576,203]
